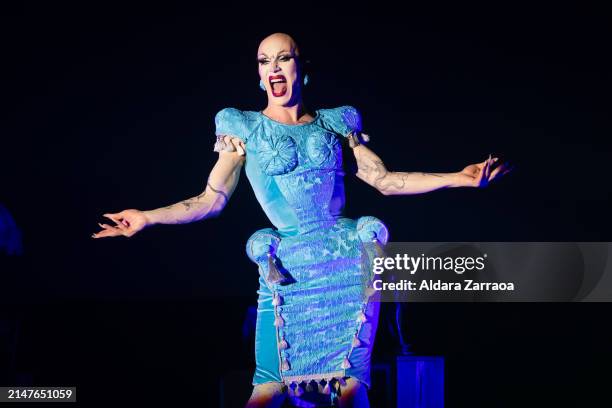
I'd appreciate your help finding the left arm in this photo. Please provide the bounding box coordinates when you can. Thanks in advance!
[351,137,510,196]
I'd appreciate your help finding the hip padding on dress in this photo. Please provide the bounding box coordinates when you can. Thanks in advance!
[246,228,290,285]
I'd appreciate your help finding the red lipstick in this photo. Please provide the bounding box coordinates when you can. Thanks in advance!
[269,75,288,97]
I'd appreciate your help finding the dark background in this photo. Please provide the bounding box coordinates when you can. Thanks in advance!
[1,3,611,407]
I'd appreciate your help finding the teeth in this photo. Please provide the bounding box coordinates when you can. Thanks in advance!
[270,78,286,84]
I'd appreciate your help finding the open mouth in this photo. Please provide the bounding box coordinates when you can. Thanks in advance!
[269,75,288,97]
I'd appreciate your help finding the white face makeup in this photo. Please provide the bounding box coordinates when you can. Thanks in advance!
[257,34,302,107]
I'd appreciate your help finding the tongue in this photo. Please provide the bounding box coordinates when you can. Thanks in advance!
[272,82,287,94]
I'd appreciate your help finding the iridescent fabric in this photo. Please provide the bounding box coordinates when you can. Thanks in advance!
[214,106,389,397]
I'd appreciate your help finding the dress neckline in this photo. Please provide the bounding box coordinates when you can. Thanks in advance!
[258,110,320,127]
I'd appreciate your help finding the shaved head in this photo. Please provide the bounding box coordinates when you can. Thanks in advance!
[257,32,300,57]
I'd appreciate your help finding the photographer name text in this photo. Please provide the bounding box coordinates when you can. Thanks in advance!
[372,279,515,291]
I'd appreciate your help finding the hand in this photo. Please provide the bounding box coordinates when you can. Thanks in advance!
[347,132,370,148]
[92,209,149,238]
[217,135,246,156]
[456,154,513,188]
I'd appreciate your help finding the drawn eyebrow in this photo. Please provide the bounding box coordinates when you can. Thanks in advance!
[258,50,292,58]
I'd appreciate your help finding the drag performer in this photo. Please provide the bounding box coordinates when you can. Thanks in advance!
[93,33,511,407]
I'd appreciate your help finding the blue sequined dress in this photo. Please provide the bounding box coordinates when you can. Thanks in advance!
[214,106,389,399]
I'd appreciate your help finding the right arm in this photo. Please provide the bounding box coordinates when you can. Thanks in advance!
[93,136,246,238]
[144,139,244,225]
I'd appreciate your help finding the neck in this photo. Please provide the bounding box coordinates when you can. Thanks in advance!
[263,101,311,125]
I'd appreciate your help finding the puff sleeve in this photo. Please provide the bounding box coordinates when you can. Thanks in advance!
[318,105,365,139]
[337,105,363,137]
[213,107,251,152]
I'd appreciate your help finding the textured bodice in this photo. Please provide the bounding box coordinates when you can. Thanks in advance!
[214,106,362,236]
[214,106,388,392]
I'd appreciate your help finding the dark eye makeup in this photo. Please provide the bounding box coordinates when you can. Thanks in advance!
[258,55,293,65]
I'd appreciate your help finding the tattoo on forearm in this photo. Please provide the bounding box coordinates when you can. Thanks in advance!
[180,189,212,211]
[207,182,228,203]
[356,155,406,192]
[378,173,409,192]
[160,180,229,221]
[181,199,197,211]
[356,152,446,193]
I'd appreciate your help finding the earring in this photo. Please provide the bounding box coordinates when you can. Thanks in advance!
[259,80,266,91]
[303,74,309,86]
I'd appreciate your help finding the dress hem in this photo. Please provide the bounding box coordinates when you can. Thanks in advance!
[253,372,371,389]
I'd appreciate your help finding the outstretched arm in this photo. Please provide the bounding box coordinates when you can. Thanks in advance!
[143,137,245,225]
[350,135,511,196]
[93,136,246,238]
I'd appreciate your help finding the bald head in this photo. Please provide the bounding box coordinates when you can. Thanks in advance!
[257,33,300,57]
